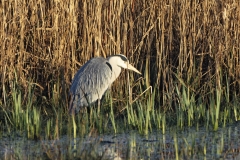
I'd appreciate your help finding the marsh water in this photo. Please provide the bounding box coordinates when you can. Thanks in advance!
[1,122,240,160]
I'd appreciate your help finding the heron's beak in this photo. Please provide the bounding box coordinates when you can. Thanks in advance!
[126,62,142,75]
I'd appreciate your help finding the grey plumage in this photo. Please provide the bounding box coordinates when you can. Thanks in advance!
[69,54,141,114]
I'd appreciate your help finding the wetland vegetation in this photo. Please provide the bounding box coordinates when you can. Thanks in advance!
[1,0,240,159]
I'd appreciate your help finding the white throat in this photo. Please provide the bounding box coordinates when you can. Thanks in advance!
[108,57,123,84]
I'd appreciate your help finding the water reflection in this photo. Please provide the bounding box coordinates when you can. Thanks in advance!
[1,122,240,159]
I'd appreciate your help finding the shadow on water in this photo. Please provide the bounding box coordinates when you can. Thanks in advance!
[1,122,240,160]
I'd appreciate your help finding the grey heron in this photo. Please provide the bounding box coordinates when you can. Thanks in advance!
[69,54,141,114]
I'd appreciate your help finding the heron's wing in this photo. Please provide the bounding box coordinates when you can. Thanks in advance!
[69,57,112,114]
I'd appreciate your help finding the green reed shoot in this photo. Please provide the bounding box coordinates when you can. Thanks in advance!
[72,115,77,139]
[45,119,52,139]
[209,88,221,131]
[109,95,117,134]
[12,83,22,130]
[233,96,240,121]
[174,132,179,160]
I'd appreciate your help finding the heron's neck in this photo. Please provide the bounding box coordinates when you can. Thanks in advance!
[108,60,122,84]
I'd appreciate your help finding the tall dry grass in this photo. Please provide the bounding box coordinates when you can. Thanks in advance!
[0,0,240,115]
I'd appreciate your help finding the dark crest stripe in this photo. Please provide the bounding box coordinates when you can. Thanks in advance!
[107,54,128,62]
[115,54,128,61]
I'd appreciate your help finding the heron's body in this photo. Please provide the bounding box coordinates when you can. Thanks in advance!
[69,54,141,114]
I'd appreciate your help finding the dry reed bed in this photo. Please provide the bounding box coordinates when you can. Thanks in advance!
[0,0,240,113]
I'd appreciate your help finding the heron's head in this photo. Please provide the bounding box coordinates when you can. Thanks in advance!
[108,54,141,74]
